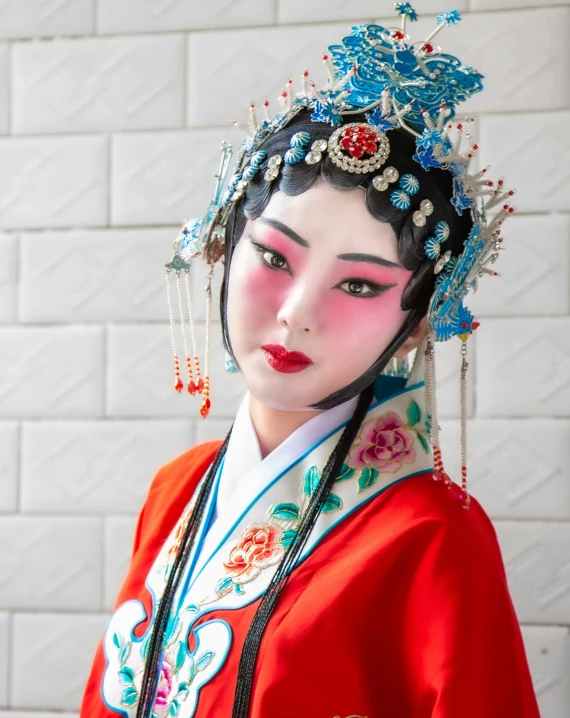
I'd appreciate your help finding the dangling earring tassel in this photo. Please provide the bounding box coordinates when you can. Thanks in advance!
[425,333,451,488]
[459,340,472,509]
[183,271,202,395]
[165,269,183,392]
[174,268,195,397]
[200,267,214,418]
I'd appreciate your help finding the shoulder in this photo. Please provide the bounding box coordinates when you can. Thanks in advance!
[365,472,507,580]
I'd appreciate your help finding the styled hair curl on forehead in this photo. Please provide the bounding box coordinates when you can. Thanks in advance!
[220,109,473,410]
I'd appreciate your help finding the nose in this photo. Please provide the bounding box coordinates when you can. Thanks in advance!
[276,280,320,334]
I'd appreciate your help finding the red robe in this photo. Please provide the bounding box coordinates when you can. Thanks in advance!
[81,439,540,717]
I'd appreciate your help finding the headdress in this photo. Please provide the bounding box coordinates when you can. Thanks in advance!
[164,4,515,509]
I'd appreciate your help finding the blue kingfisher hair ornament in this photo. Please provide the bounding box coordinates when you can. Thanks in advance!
[173,3,516,345]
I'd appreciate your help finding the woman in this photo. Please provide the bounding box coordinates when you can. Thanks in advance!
[81,7,540,717]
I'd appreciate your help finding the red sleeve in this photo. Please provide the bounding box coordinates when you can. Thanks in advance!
[402,500,540,717]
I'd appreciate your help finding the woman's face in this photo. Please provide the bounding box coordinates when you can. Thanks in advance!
[226,176,413,411]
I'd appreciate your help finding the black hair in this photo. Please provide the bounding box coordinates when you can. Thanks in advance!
[220,108,473,409]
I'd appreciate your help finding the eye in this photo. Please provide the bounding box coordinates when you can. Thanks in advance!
[338,279,395,298]
[263,249,287,270]
[252,240,289,272]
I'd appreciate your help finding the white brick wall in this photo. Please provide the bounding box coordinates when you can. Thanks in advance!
[0,3,568,716]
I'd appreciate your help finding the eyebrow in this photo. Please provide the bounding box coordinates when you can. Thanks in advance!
[257,216,401,269]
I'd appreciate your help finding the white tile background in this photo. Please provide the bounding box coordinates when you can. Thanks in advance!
[0,1,567,716]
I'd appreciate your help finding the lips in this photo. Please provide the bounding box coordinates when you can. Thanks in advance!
[261,344,313,374]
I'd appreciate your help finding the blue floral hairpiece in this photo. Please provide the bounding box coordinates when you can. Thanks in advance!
[390,173,419,210]
[176,4,515,345]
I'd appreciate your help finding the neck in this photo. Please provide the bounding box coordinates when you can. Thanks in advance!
[248,393,325,459]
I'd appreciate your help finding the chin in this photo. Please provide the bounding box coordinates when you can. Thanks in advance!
[239,357,319,411]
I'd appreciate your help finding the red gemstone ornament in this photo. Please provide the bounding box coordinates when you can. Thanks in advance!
[338,125,379,160]
[175,378,184,393]
[188,380,197,395]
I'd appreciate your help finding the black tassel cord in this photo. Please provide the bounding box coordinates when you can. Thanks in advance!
[137,384,374,718]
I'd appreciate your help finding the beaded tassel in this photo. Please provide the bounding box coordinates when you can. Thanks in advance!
[175,269,193,394]
[200,267,214,418]
[165,270,183,393]
[425,334,452,489]
[183,271,203,396]
[459,340,472,509]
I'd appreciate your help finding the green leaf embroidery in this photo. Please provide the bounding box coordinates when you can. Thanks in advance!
[303,465,321,497]
[177,682,189,701]
[216,577,233,593]
[118,666,135,685]
[322,493,342,513]
[233,583,245,595]
[188,657,196,683]
[357,466,379,493]
[196,651,215,672]
[175,641,186,673]
[169,698,180,716]
[121,686,138,707]
[270,502,300,520]
[164,613,180,644]
[417,431,430,454]
[280,529,297,548]
[407,399,421,427]
[335,463,355,482]
[113,632,121,649]
[118,642,131,667]
[184,603,199,614]
[141,636,150,661]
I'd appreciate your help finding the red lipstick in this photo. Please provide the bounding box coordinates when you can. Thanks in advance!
[261,344,313,374]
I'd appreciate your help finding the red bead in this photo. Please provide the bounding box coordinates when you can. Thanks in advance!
[200,398,211,418]
[175,378,183,393]
[188,380,197,395]
[457,123,462,129]
[197,377,204,393]
[472,321,480,330]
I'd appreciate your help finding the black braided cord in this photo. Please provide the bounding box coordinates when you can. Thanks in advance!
[136,432,232,718]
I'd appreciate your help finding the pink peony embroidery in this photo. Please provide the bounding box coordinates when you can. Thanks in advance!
[153,652,174,717]
[347,411,416,473]
[223,523,283,581]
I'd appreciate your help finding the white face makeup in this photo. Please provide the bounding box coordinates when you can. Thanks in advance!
[226,176,414,411]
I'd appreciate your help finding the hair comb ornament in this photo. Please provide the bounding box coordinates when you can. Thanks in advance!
[166,3,516,509]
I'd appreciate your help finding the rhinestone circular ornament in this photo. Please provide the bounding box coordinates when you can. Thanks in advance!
[268,155,282,168]
[328,122,390,174]
[372,165,399,192]
[372,175,389,191]
[305,150,323,165]
[434,249,452,274]
[412,198,436,226]
[384,166,399,183]
[312,139,328,152]
[412,210,427,227]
